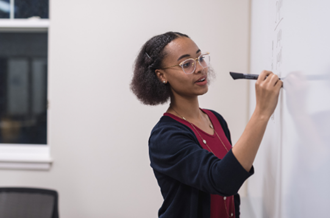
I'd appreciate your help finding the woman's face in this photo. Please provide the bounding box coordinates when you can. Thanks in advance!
[156,37,209,99]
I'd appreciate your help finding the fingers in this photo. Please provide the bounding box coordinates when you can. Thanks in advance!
[256,70,281,88]
[275,77,283,90]
[269,73,280,86]
[257,70,272,83]
[268,74,283,92]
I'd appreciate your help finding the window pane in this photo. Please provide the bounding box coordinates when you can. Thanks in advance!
[0,32,47,144]
[0,0,10,18]
[15,0,49,19]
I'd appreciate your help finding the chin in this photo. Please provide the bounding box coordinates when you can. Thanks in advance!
[197,86,209,96]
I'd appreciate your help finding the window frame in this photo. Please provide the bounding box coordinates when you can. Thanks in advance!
[0,19,51,170]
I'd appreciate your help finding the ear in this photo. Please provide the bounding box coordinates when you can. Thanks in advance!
[155,69,167,84]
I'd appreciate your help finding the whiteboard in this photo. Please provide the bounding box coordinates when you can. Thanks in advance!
[247,0,330,217]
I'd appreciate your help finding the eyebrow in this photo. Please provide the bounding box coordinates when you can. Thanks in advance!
[177,49,201,61]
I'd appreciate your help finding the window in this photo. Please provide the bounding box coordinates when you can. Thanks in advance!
[0,0,50,170]
[0,0,49,19]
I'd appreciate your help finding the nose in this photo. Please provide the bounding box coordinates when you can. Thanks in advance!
[194,59,204,74]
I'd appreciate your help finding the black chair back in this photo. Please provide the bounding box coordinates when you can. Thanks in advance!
[0,187,59,218]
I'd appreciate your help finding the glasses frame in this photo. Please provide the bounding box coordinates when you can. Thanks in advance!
[161,52,210,74]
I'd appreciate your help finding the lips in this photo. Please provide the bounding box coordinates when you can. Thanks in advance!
[195,76,207,83]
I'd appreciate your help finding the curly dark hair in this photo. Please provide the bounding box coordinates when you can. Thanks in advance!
[130,32,189,105]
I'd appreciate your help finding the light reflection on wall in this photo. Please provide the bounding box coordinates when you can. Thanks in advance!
[282,69,330,217]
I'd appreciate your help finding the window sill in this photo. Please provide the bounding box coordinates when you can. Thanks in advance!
[0,19,49,32]
[0,158,52,170]
[0,145,52,170]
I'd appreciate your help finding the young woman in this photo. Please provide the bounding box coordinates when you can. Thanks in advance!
[131,32,282,218]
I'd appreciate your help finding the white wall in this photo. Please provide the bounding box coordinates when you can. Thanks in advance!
[0,1,250,217]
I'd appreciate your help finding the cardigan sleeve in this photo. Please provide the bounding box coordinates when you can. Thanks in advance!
[149,117,254,196]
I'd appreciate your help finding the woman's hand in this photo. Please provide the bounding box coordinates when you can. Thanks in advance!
[254,70,283,119]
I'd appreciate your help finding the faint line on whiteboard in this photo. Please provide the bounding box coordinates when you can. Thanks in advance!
[278,88,284,218]
[274,17,284,31]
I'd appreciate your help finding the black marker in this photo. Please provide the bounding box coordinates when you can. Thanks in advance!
[229,72,280,80]
[230,71,328,81]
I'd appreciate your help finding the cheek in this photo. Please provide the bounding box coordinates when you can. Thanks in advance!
[169,74,191,87]
[168,77,191,93]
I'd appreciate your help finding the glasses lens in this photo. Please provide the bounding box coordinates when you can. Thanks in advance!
[181,59,196,74]
[199,54,210,68]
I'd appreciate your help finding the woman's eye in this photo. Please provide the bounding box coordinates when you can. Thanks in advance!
[182,61,192,69]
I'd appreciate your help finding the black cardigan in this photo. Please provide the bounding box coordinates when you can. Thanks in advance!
[149,110,254,218]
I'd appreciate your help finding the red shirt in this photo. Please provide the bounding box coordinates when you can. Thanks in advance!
[164,109,235,218]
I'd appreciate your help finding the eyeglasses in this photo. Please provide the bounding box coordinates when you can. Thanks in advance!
[162,52,210,74]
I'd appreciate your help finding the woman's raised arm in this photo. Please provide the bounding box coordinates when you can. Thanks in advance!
[232,70,283,171]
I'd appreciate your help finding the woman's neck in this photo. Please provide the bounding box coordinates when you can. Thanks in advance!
[167,95,202,121]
